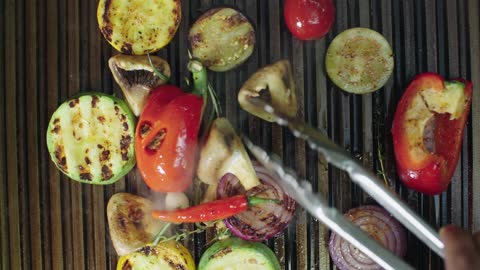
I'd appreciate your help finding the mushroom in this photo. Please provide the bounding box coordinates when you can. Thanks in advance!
[108,54,171,116]
[238,60,298,122]
[197,117,260,190]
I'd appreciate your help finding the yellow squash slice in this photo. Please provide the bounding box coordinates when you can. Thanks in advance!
[97,0,181,55]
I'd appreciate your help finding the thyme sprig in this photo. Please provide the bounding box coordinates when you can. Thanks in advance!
[153,221,230,244]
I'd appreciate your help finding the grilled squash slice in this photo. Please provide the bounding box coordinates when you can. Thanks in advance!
[117,241,195,270]
[97,0,181,55]
[46,93,136,184]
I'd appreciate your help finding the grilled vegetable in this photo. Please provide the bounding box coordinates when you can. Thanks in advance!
[392,73,473,194]
[135,60,210,192]
[329,205,407,270]
[189,7,255,72]
[325,28,394,94]
[109,54,171,116]
[197,117,260,190]
[198,237,281,270]
[117,241,195,270]
[107,193,168,256]
[217,164,296,242]
[151,194,278,223]
[238,60,297,122]
[46,93,135,184]
[97,0,181,55]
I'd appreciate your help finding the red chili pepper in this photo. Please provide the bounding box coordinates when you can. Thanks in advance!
[392,73,472,195]
[151,195,280,223]
[135,60,210,192]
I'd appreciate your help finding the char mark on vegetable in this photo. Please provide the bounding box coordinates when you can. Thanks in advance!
[146,129,167,151]
[209,247,233,259]
[121,43,133,54]
[100,149,110,162]
[164,255,187,270]
[91,95,99,108]
[120,135,132,151]
[80,173,92,181]
[69,98,79,108]
[102,165,113,180]
[189,33,203,49]
[101,27,113,42]
[226,13,248,28]
[121,261,132,270]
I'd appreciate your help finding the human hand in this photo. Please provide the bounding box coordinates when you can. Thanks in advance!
[440,225,480,270]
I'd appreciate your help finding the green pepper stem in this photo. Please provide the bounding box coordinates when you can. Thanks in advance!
[247,196,281,207]
[188,59,208,97]
[152,222,172,246]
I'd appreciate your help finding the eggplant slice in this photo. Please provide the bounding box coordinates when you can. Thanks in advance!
[46,93,135,184]
[238,60,298,122]
[189,7,255,72]
[97,0,181,55]
[109,54,171,116]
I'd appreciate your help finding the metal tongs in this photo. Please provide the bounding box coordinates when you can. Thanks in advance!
[242,98,444,270]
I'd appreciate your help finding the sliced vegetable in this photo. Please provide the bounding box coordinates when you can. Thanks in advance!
[97,0,181,55]
[198,237,281,270]
[197,117,260,190]
[329,205,407,270]
[217,164,296,241]
[152,194,278,223]
[392,73,473,195]
[108,54,171,116]
[116,241,195,270]
[238,60,297,122]
[135,61,210,192]
[107,193,168,256]
[189,7,255,72]
[284,0,335,40]
[325,27,394,94]
[46,93,135,184]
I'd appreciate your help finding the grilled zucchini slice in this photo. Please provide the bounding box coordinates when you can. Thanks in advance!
[198,238,281,270]
[97,0,181,55]
[46,93,135,184]
[117,241,195,270]
[189,8,255,72]
[325,27,394,94]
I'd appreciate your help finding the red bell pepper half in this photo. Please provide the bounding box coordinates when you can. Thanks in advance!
[392,73,472,195]
[135,60,210,192]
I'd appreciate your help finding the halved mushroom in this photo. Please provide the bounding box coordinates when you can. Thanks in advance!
[109,54,171,116]
[197,117,260,190]
[107,193,169,256]
[238,60,298,122]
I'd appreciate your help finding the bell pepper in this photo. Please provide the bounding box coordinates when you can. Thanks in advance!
[392,73,472,195]
[135,60,209,192]
[151,195,279,223]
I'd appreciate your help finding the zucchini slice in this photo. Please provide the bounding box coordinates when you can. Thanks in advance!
[198,238,281,270]
[46,93,135,184]
[325,27,394,94]
[117,241,195,270]
[97,0,181,55]
[189,8,255,72]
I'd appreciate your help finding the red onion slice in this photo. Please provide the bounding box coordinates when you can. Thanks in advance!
[217,164,296,241]
[329,205,407,270]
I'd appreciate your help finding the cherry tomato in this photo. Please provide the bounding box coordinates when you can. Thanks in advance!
[135,85,203,192]
[284,0,335,40]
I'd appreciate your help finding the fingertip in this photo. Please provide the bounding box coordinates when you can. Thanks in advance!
[440,224,461,240]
